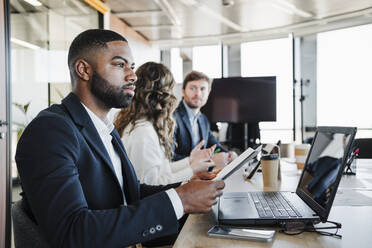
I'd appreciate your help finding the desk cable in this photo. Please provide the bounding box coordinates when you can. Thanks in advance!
[279,220,342,239]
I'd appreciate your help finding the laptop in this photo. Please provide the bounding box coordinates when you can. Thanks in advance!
[217,126,357,226]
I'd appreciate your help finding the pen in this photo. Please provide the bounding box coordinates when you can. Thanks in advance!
[213,148,221,155]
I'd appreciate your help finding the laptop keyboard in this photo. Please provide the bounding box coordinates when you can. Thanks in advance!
[250,192,302,218]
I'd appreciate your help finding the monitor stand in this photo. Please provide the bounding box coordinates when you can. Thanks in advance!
[227,122,260,151]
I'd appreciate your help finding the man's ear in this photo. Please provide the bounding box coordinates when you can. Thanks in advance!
[75,59,92,81]
[182,88,185,97]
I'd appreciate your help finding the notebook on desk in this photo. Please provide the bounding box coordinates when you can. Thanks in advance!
[217,126,357,226]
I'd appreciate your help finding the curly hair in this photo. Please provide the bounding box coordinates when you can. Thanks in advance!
[114,62,177,160]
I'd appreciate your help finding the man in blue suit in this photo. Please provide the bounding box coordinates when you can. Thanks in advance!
[173,71,237,166]
[15,29,224,248]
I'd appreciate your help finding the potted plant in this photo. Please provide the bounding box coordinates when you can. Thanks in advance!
[13,101,32,141]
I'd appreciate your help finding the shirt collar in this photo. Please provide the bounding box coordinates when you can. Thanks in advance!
[81,102,114,135]
[182,100,200,121]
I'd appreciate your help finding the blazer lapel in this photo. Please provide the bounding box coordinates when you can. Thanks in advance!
[111,130,140,203]
[81,128,117,176]
[61,93,120,187]
[178,103,194,147]
[197,116,208,149]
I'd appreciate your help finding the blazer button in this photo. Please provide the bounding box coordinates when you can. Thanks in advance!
[155,225,163,231]
[149,227,156,234]
[142,230,149,237]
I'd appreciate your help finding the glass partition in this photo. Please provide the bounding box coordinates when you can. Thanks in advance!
[10,0,99,182]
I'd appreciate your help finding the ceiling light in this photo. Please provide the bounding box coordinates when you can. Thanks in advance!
[23,0,42,7]
[11,38,41,50]
[177,0,244,31]
[222,0,234,7]
[177,0,198,6]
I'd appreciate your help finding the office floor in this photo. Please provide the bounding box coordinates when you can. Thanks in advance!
[12,183,22,203]
[12,183,22,248]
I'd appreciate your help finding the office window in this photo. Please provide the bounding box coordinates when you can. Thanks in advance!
[318,24,372,138]
[241,37,293,143]
[171,48,183,84]
[192,45,222,79]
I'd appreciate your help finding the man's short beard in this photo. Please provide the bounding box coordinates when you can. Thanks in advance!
[185,101,198,109]
[90,71,133,109]
[184,98,202,109]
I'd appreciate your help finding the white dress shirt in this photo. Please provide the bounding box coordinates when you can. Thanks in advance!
[183,100,201,148]
[82,104,184,219]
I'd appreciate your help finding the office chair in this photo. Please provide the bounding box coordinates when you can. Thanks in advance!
[353,138,372,158]
[12,200,50,248]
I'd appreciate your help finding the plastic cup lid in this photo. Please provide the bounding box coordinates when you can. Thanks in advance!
[261,154,279,160]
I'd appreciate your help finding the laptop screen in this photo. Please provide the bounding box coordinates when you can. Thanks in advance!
[297,127,356,219]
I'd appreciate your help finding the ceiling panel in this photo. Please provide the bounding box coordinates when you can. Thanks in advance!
[106,0,372,44]
[12,0,372,47]
[108,0,159,12]
[123,15,172,26]
[299,0,372,18]
[137,28,175,41]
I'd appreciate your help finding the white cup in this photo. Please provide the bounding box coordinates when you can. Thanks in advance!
[279,143,295,158]
[295,144,311,170]
[261,154,279,188]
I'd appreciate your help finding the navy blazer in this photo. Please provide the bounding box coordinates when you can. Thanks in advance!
[173,101,228,161]
[15,93,179,248]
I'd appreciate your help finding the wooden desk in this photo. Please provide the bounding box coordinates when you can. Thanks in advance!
[174,159,372,248]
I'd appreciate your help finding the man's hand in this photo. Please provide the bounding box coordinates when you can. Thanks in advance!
[191,168,221,180]
[211,151,238,168]
[211,152,228,168]
[227,151,238,164]
[176,180,225,214]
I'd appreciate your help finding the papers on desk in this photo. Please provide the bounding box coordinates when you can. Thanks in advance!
[213,146,261,181]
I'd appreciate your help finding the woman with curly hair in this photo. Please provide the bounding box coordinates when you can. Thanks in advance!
[115,62,215,185]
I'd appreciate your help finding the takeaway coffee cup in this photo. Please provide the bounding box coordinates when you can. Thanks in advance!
[261,154,279,188]
[295,144,311,170]
[279,143,295,158]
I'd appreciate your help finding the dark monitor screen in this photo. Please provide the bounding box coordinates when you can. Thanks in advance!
[201,76,276,123]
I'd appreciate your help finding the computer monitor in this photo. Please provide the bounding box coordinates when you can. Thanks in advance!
[201,76,276,123]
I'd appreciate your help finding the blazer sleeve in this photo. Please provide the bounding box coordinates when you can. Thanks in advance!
[172,148,187,162]
[123,124,193,185]
[203,116,229,153]
[15,115,179,248]
[206,129,228,152]
[140,182,182,199]
[172,118,189,161]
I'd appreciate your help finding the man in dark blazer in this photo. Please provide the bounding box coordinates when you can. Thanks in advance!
[15,29,224,248]
[173,71,237,166]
